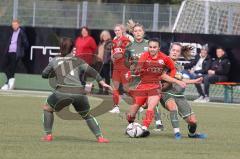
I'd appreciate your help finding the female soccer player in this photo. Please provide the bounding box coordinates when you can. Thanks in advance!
[125,21,164,131]
[41,38,112,143]
[109,24,131,113]
[126,39,186,137]
[160,42,207,139]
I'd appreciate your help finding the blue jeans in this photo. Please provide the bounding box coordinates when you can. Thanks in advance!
[181,69,202,79]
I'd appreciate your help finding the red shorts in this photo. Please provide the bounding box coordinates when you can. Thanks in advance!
[131,83,161,106]
[112,69,129,84]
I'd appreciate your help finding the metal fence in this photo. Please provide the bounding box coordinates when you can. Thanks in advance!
[0,0,180,31]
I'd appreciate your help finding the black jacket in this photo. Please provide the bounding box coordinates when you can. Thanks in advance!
[184,54,211,74]
[5,27,29,59]
[210,54,231,76]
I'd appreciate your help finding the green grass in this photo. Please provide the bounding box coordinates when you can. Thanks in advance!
[0,93,240,159]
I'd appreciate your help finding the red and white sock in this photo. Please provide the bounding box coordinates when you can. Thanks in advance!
[142,110,154,128]
[112,90,120,106]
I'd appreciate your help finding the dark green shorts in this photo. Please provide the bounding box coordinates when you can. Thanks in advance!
[160,93,194,118]
[46,91,90,112]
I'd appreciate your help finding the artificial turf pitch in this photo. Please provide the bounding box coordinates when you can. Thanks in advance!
[0,92,239,159]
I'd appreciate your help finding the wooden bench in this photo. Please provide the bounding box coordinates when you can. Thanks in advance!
[215,82,240,103]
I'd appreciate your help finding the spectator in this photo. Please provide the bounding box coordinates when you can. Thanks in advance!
[75,26,97,86]
[96,30,112,95]
[1,19,29,90]
[195,47,231,102]
[75,26,97,65]
[182,45,211,101]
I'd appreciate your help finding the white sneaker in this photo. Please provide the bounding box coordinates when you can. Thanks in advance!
[1,84,9,90]
[109,106,120,114]
[202,97,210,102]
[8,78,15,90]
[193,96,204,102]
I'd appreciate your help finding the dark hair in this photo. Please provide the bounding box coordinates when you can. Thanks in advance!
[148,38,160,46]
[60,37,74,57]
[79,26,90,37]
[216,46,225,52]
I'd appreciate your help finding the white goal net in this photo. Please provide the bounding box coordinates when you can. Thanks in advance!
[172,0,240,35]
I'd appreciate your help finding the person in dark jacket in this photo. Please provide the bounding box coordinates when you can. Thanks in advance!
[197,47,231,102]
[182,46,211,101]
[1,19,29,90]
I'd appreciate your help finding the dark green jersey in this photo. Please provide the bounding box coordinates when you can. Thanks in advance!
[125,39,148,89]
[42,55,102,90]
[161,62,194,118]
[125,39,149,62]
[164,62,185,95]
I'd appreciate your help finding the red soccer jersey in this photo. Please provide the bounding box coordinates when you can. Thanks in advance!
[136,51,176,84]
[112,35,130,70]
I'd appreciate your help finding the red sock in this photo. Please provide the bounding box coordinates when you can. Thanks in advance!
[112,90,120,105]
[127,113,135,123]
[142,110,154,128]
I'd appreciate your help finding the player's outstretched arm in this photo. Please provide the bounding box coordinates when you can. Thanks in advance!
[99,80,113,91]
[161,73,186,88]
[83,64,103,82]
[182,77,203,84]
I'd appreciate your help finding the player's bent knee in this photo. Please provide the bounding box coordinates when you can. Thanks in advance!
[166,99,177,111]
[42,104,54,112]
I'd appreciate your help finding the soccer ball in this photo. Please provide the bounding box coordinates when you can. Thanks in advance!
[126,122,143,138]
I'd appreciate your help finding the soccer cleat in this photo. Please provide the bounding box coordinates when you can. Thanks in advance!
[153,124,164,132]
[188,133,207,139]
[41,134,53,142]
[174,132,182,140]
[109,106,120,114]
[97,137,109,143]
[140,127,150,137]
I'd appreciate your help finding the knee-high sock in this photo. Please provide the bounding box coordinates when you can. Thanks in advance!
[85,115,103,138]
[188,123,197,134]
[170,110,179,129]
[142,110,154,128]
[154,105,162,125]
[42,110,54,135]
[112,90,120,106]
